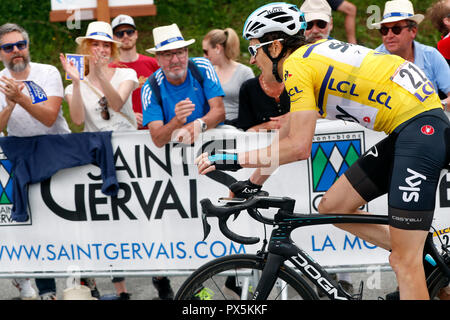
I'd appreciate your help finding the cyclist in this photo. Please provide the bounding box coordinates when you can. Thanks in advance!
[196,2,450,300]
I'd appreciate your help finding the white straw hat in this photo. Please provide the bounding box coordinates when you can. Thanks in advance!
[146,23,195,54]
[63,285,98,300]
[300,0,332,23]
[371,0,424,28]
[75,21,122,46]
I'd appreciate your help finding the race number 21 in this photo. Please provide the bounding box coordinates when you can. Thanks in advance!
[391,62,435,102]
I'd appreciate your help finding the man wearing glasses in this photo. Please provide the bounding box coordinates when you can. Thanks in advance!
[0,23,70,300]
[372,0,450,107]
[300,0,334,44]
[111,14,159,130]
[141,23,225,148]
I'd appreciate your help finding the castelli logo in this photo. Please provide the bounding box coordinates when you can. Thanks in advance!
[421,125,434,135]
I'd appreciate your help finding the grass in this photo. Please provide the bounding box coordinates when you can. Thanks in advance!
[0,0,443,132]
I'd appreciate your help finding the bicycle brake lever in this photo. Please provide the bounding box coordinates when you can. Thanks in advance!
[201,211,211,241]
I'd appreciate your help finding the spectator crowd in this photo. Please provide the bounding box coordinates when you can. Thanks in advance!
[0,0,448,300]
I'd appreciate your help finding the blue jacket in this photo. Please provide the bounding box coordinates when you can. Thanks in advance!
[0,131,119,222]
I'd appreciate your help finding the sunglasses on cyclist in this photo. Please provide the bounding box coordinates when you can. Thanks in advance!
[0,40,28,53]
[379,25,410,36]
[98,96,110,120]
[306,20,328,30]
[114,29,136,38]
[248,39,284,57]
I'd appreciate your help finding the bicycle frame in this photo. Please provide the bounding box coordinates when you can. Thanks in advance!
[252,209,450,300]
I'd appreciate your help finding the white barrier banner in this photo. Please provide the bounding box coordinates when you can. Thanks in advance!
[0,120,449,276]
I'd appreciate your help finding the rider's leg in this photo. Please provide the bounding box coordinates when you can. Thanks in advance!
[389,227,429,299]
[318,174,391,250]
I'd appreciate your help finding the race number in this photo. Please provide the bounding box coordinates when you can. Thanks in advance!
[313,40,372,67]
[391,61,435,102]
[65,54,85,80]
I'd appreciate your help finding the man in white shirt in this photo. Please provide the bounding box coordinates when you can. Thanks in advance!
[0,23,70,300]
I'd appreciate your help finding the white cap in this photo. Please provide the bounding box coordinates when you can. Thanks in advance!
[111,14,136,31]
[371,0,424,28]
[300,0,332,23]
[146,23,195,54]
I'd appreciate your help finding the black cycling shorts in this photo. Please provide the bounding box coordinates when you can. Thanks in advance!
[345,109,450,231]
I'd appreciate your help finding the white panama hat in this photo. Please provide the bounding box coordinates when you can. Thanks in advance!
[146,23,195,54]
[75,21,122,46]
[63,285,98,300]
[300,0,332,23]
[371,0,424,28]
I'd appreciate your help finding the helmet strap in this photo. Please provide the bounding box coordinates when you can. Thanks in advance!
[262,45,287,83]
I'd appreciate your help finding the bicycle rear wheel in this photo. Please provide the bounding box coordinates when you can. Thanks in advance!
[175,254,318,300]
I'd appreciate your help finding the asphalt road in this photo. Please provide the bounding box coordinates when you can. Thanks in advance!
[0,270,398,300]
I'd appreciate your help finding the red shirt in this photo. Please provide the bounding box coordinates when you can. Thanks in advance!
[437,33,450,60]
[111,54,159,128]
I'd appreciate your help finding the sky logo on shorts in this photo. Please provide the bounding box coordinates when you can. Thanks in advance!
[421,125,434,135]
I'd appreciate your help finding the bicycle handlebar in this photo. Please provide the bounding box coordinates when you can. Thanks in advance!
[200,196,296,245]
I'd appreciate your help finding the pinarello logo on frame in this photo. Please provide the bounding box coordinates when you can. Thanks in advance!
[421,125,434,135]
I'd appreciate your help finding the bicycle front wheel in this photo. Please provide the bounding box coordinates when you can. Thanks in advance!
[175,254,318,300]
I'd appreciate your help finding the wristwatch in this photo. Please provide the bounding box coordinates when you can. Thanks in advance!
[196,118,207,132]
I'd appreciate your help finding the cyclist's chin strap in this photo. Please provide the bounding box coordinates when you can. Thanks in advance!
[263,45,287,83]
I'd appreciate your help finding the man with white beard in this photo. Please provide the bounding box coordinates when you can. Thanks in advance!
[300,0,334,44]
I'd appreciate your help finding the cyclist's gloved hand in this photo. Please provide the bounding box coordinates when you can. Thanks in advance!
[229,179,268,199]
[208,153,242,172]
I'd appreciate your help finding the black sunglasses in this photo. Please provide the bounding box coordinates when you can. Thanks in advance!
[306,20,328,30]
[379,25,410,36]
[0,40,28,53]
[114,29,136,38]
[98,96,110,120]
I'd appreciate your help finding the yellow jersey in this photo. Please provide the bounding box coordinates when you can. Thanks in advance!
[283,39,443,134]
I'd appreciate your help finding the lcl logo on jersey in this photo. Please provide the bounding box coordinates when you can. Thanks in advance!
[421,125,435,135]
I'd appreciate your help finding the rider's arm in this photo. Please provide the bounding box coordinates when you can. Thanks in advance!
[238,110,317,186]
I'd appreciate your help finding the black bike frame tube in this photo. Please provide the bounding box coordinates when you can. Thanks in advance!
[269,224,351,300]
[252,253,287,300]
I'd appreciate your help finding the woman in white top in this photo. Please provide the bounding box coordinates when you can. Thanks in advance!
[59,21,136,300]
[60,21,138,132]
[202,28,254,124]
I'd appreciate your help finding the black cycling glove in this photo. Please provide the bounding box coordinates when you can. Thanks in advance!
[208,153,242,172]
[229,179,268,198]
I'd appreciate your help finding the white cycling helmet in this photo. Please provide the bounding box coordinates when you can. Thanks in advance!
[243,2,306,40]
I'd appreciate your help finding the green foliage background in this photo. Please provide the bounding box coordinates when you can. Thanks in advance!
[0,0,443,132]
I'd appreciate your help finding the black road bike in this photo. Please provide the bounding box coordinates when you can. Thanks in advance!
[175,195,450,300]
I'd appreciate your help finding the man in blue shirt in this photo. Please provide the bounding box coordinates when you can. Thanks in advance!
[141,23,225,148]
[372,0,450,107]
